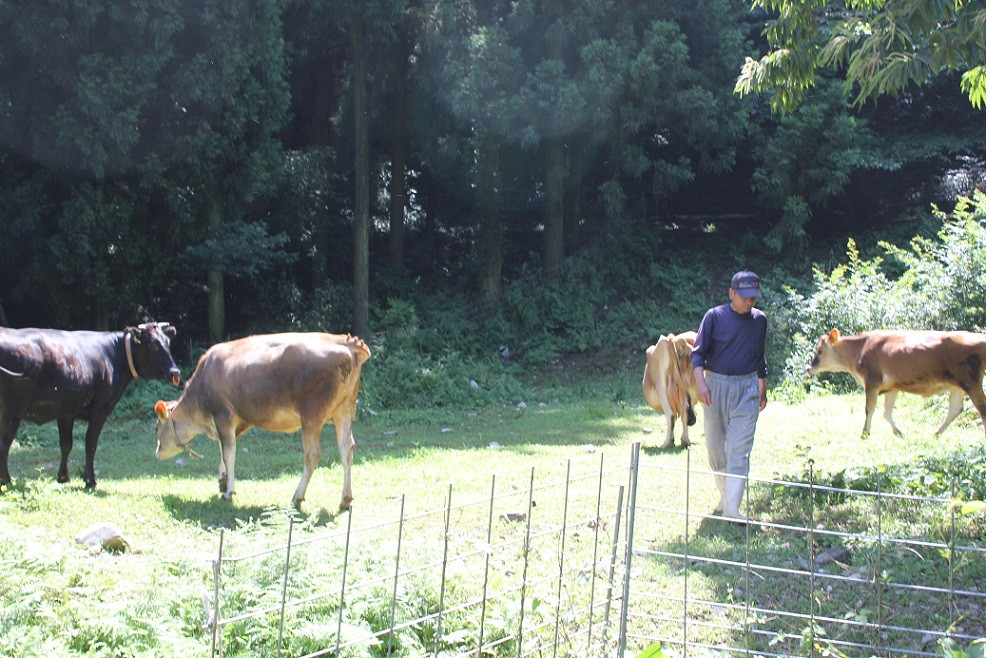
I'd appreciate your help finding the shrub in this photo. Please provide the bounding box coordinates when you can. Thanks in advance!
[781,193,986,390]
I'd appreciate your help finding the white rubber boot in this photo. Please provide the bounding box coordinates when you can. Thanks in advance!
[713,474,726,514]
[722,475,748,523]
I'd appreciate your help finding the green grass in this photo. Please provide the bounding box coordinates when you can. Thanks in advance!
[1,377,984,657]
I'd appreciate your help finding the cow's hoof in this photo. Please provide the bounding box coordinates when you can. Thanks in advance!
[339,497,352,511]
[292,498,304,510]
[658,441,672,450]
[57,473,70,484]
[680,440,691,448]
[221,491,234,502]
[84,481,97,490]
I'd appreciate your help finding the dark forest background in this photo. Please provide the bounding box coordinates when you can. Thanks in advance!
[0,0,983,397]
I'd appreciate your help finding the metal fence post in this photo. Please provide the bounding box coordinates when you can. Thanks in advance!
[212,528,225,658]
[587,451,605,653]
[478,475,496,655]
[743,453,751,657]
[683,445,691,654]
[552,461,572,658]
[277,516,294,658]
[387,494,406,657]
[603,483,625,645]
[808,459,816,658]
[949,476,957,633]
[334,505,354,656]
[517,467,535,658]
[434,484,453,658]
[618,442,641,656]
[876,470,884,649]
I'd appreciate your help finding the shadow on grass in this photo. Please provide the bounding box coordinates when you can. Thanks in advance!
[307,505,347,527]
[640,443,690,458]
[9,401,646,487]
[160,491,348,530]
[161,493,271,530]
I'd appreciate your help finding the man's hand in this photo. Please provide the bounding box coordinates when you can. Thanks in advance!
[694,367,712,406]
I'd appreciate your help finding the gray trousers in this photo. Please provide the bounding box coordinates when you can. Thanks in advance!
[703,372,760,477]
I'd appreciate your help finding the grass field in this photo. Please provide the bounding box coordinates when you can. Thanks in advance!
[1,374,984,657]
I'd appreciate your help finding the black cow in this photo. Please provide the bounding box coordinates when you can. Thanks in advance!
[0,322,180,489]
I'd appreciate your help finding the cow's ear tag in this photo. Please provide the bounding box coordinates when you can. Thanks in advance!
[828,329,841,343]
[154,400,169,420]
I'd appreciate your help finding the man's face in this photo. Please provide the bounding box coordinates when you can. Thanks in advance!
[729,288,758,314]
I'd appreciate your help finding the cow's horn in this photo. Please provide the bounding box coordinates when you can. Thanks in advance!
[158,322,170,329]
[138,323,148,330]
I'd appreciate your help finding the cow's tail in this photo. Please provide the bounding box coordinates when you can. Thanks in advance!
[666,336,689,417]
[343,334,372,368]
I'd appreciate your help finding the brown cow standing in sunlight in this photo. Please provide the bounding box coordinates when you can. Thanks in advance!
[807,328,986,439]
[643,331,699,449]
[154,333,370,510]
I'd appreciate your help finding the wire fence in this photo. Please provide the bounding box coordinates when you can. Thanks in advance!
[205,443,986,657]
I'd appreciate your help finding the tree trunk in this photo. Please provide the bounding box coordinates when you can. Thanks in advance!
[564,138,583,255]
[206,189,224,343]
[477,135,502,305]
[543,18,566,275]
[543,136,565,275]
[352,19,370,337]
[313,62,335,291]
[388,22,408,270]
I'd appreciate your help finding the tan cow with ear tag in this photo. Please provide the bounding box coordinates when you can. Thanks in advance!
[154,332,370,510]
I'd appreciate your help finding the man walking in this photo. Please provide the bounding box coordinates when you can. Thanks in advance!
[691,270,768,522]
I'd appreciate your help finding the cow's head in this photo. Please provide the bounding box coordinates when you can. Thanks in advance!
[126,322,181,386]
[807,329,842,376]
[154,399,191,460]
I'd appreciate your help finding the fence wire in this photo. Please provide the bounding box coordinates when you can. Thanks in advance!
[206,443,986,657]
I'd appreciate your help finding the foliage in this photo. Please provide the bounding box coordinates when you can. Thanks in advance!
[776,444,986,505]
[634,642,669,658]
[0,0,980,341]
[735,0,986,112]
[940,637,986,658]
[0,0,290,332]
[180,221,296,279]
[750,79,874,255]
[779,193,986,388]
[359,296,528,411]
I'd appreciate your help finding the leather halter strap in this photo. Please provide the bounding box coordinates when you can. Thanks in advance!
[125,332,139,380]
[167,416,204,459]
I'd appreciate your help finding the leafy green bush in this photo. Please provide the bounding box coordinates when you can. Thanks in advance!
[775,444,986,504]
[359,297,527,411]
[939,636,986,658]
[780,193,986,389]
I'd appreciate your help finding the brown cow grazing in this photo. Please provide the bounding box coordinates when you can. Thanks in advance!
[153,333,370,510]
[807,328,986,439]
[643,331,699,448]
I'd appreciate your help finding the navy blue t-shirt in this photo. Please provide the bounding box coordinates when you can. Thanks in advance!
[690,303,767,379]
